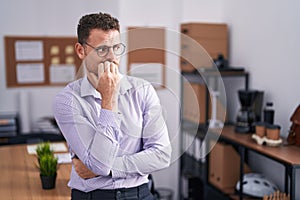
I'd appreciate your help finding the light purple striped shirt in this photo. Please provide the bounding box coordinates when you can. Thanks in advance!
[53,75,171,192]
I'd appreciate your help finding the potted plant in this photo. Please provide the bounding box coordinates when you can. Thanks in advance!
[39,153,58,189]
[36,142,58,189]
[36,142,52,161]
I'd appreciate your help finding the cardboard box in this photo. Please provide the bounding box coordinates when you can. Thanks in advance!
[183,82,208,124]
[180,23,228,72]
[183,82,226,124]
[209,142,251,192]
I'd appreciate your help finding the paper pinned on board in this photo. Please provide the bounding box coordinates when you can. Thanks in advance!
[15,40,44,61]
[65,45,74,55]
[50,45,60,55]
[16,63,45,83]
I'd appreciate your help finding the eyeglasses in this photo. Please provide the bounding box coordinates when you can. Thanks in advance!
[84,42,126,57]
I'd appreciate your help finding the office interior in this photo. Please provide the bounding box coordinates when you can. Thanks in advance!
[0,0,300,199]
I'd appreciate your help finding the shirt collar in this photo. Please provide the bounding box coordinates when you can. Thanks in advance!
[80,74,132,98]
[119,74,133,95]
[80,75,101,98]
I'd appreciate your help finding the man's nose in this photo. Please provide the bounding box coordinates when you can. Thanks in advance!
[105,47,116,61]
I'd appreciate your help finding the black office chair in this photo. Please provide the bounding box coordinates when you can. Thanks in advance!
[148,174,160,199]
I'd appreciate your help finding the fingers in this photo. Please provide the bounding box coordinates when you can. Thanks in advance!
[103,61,113,73]
[98,63,104,76]
[114,63,119,75]
[102,61,118,76]
[110,63,116,74]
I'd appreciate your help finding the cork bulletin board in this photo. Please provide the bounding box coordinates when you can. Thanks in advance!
[127,27,166,89]
[5,36,81,87]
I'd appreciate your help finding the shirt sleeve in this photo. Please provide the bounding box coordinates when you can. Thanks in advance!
[53,91,120,176]
[111,84,172,178]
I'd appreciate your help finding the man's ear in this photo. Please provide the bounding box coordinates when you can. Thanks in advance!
[75,43,85,59]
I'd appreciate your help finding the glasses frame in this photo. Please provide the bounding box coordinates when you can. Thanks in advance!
[84,42,126,57]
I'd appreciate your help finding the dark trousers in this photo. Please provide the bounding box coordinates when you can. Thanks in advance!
[71,183,154,200]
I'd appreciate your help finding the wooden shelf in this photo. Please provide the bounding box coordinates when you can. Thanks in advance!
[220,126,300,165]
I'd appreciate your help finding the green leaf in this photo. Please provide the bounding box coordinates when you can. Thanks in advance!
[39,153,58,177]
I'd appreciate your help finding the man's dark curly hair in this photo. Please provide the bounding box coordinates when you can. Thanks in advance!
[77,12,120,44]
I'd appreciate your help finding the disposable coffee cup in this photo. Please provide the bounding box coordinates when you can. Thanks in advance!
[255,122,266,138]
[266,124,281,140]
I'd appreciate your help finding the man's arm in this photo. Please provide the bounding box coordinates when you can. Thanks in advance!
[53,91,120,176]
[72,157,98,179]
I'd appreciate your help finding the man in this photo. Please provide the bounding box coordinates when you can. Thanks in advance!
[53,12,172,200]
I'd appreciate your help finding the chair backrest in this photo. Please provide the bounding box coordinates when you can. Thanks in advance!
[148,174,159,199]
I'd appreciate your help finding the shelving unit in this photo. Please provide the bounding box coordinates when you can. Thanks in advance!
[179,22,251,200]
[179,70,249,200]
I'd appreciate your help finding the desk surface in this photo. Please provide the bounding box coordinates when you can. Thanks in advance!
[0,143,71,200]
[220,126,300,166]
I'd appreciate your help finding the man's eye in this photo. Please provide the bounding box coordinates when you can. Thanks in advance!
[114,44,121,50]
[97,46,108,52]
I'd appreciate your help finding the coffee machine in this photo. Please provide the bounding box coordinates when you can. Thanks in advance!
[235,90,264,133]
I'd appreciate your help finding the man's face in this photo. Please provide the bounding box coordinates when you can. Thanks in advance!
[83,29,121,76]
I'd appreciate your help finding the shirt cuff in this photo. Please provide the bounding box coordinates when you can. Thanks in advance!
[98,109,121,128]
[111,156,127,178]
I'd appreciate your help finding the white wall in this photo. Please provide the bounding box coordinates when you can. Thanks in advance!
[224,0,300,134]
[181,0,225,23]
[222,0,300,198]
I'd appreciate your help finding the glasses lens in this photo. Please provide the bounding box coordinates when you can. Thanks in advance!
[113,43,125,56]
[95,43,125,57]
[97,46,109,57]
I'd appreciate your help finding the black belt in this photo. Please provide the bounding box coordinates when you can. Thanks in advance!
[71,183,150,200]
